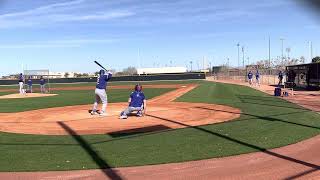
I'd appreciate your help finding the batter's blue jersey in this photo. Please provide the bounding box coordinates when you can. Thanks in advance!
[248,72,253,79]
[19,74,24,82]
[96,73,112,89]
[129,91,145,107]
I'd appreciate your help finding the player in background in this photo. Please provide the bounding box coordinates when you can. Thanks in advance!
[120,84,146,119]
[39,76,46,93]
[27,77,33,93]
[91,69,112,116]
[278,71,284,86]
[255,70,261,87]
[18,73,24,94]
[247,71,253,86]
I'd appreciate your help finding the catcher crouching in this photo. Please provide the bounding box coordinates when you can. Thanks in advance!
[120,84,146,119]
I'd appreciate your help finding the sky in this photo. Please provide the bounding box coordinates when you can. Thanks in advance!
[0,0,320,75]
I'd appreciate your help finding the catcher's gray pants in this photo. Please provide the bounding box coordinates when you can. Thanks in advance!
[93,88,107,113]
[122,107,143,116]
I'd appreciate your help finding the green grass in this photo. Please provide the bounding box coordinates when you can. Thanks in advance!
[0,88,174,113]
[0,81,319,171]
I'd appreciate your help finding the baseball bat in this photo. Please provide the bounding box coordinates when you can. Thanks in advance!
[94,60,108,71]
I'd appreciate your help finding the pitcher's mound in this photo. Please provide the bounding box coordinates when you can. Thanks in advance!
[0,93,57,99]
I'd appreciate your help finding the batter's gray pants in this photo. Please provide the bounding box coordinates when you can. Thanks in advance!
[93,88,108,113]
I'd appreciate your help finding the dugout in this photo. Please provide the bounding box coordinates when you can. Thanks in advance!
[286,63,320,89]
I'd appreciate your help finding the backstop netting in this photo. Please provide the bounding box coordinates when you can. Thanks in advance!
[24,69,51,93]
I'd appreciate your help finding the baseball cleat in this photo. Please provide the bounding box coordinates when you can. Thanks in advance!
[99,112,107,116]
[136,111,143,117]
[119,115,128,119]
[91,111,98,115]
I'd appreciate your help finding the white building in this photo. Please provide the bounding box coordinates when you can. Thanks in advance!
[137,67,187,75]
[48,72,78,78]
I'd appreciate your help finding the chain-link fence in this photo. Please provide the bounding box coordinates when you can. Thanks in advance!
[211,66,285,85]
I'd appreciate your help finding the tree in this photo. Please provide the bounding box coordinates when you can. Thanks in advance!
[312,56,320,63]
[64,72,69,78]
[122,66,137,75]
[300,56,306,64]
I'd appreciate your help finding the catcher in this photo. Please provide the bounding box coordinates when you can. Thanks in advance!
[119,84,146,119]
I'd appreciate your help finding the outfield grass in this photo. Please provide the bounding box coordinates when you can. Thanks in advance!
[0,81,319,171]
[0,80,202,89]
[0,88,174,113]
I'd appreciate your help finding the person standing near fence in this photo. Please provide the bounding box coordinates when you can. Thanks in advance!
[247,71,253,86]
[18,73,24,94]
[278,71,284,86]
[255,70,261,87]
[39,76,46,93]
[27,77,33,93]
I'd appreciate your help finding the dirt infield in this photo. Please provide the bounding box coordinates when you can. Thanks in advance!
[0,84,241,135]
[0,93,57,99]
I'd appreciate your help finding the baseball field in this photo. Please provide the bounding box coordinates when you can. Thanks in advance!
[0,80,319,179]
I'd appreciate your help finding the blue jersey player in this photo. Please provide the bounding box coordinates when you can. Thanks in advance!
[247,71,253,86]
[120,84,147,119]
[255,70,261,87]
[27,77,33,93]
[91,69,112,116]
[39,76,46,93]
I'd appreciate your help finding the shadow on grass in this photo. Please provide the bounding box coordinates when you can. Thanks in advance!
[237,95,306,111]
[146,114,320,179]
[58,121,123,180]
[195,106,320,130]
[108,125,171,138]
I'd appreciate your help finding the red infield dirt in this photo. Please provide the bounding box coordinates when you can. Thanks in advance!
[1,82,320,180]
[0,84,240,135]
[0,93,57,99]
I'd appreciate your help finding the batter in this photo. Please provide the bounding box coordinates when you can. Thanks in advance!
[91,69,112,116]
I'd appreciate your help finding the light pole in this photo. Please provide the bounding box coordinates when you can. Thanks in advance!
[280,38,285,61]
[242,46,245,68]
[189,61,193,72]
[227,58,230,67]
[237,43,240,68]
[268,36,271,68]
[286,47,291,60]
[308,41,313,62]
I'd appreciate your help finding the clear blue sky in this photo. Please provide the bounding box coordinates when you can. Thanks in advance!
[0,0,319,75]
